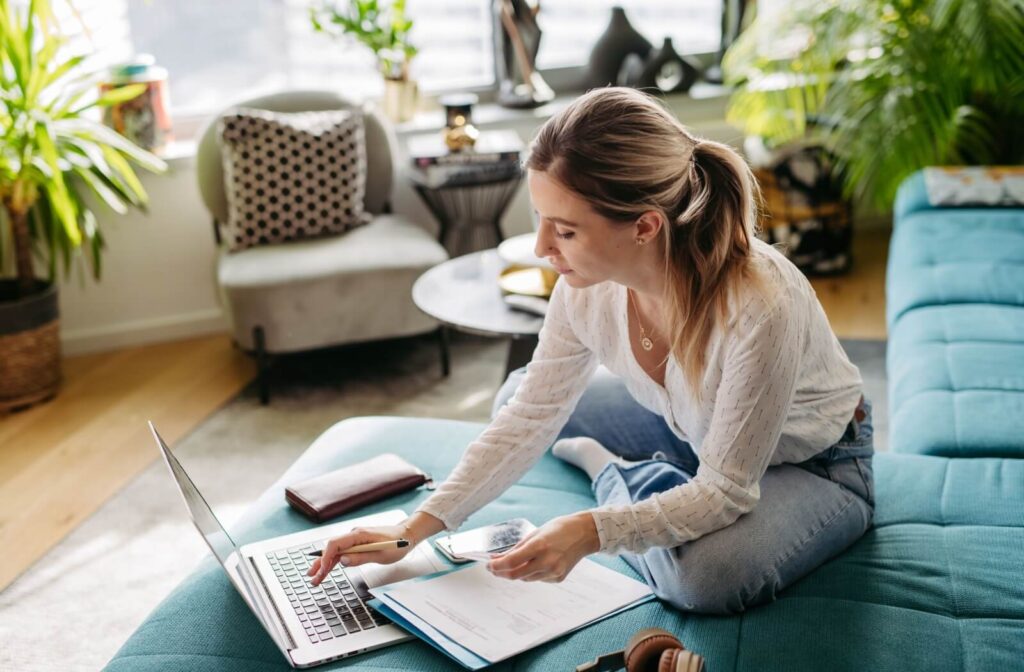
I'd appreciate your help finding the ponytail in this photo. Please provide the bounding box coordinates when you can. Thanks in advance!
[661,139,772,401]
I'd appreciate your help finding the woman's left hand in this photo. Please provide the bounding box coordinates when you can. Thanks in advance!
[486,512,601,583]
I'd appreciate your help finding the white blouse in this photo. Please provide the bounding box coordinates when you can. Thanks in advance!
[416,238,863,554]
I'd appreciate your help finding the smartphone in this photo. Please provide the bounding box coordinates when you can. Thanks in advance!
[433,518,536,564]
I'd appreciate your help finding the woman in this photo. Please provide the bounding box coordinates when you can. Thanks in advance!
[309,87,874,614]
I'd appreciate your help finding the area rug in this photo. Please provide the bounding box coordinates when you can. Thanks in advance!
[0,335,887,672]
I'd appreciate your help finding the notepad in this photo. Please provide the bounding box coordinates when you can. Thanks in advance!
[368,558,655,668]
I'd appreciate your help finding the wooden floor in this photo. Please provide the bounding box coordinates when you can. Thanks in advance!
[807,228,890,340]
[0,335,254,591]
[0,228,889,592]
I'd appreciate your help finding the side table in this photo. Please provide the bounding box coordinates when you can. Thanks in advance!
[412,249,544,378]
[411,167,524,258]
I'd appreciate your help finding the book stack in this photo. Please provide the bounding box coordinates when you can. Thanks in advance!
[407,129,524,188]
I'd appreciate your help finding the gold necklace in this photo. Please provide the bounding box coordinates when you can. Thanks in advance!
[627,288,655,352]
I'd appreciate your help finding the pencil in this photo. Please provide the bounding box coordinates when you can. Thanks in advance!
[308,539,410,557]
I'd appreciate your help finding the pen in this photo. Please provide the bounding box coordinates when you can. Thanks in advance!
[308,539,410,557]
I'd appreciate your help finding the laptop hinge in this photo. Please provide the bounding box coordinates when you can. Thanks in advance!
[247,556,298,651]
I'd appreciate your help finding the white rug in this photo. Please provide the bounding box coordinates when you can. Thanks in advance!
[0,335,887,671]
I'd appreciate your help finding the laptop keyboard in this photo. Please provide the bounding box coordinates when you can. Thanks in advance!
[267,543,391,644]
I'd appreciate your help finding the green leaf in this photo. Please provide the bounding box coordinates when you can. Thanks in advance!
[725,0,1024,208]
[99,145,149,206]
[87,212,103,280]
[72,166,128,215]
[69,82,147,115]
[56,119,168,173]
[33,121,80,244]
[1,1,31,95]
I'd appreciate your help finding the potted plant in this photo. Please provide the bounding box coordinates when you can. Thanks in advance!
[722,0,1024,211]
[0,0,167,411]
[310,0,419,122]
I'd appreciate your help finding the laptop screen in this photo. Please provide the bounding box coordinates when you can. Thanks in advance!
[153,425,240,567]
[148,422,289,653]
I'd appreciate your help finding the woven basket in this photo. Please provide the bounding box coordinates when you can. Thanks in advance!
[752,145,853,276]
[0,281,62,412]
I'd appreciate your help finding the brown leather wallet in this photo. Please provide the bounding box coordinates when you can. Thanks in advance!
[284,453,433,523]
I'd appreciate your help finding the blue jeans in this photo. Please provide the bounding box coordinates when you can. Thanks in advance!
[494,366,875,615]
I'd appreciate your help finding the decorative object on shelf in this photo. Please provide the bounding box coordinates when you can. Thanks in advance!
[703,0,753,84]
[440,93,480,152]
[724,0,1024,211]
[492,0,554,109]
[407,130,524,255]
[746,136,852,276]
[586,7,653,89]
[100,54,174,154]
[310,0,419,122]
[381,76,418,123]
[0,0,167,411]
[636,38,702,94]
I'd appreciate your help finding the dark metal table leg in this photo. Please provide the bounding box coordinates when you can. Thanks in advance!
[437,326,451,377]
[253,325,270,406]
[504,336,539,378]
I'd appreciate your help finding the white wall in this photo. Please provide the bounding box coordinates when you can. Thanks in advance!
[54,89,775,355]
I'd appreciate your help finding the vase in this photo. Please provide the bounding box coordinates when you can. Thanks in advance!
[637,38,702,94]
[382,78,418,123]
[586,7,653,89]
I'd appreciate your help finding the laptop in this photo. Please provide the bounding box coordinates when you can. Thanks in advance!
[149,422,448,668]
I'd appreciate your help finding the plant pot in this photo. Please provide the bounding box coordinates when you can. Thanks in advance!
[0,280,62,411]
[381,78,418,123]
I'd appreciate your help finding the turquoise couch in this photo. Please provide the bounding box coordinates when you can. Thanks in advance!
[106,171,1024,671]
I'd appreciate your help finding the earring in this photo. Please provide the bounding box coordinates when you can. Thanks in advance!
[635,238,645,246]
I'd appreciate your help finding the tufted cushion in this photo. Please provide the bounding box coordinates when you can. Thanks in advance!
[104,417,1024,672]
[219,107,370,251]
[888,304,1024,457]
[886,208,1024,328]
[887,172,1024,458]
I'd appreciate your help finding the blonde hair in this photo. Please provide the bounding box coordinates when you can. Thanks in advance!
[526,87,774,401]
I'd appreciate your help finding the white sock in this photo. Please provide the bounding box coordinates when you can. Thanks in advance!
[552,437,630,481]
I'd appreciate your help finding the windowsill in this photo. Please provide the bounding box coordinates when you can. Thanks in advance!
[154,82,733,166]
[395,81,732,134]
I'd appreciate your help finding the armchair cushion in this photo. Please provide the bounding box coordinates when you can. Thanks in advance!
[219,107,371,251]
[217,214,447,351]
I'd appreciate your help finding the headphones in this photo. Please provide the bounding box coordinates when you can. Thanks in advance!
[576,627,706,672]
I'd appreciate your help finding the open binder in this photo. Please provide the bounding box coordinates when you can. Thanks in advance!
[368,557,655,669]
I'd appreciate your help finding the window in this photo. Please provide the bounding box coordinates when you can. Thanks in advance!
[53,0,493,118]
[49,0,721,122]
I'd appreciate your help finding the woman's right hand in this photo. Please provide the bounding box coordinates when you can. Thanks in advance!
[307,524,413,586]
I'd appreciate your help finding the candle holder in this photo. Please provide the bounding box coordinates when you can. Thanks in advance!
[440,93,480,152]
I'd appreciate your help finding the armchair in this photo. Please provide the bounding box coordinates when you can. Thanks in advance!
[196,90,450,403]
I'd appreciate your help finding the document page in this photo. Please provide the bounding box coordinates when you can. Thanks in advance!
[380,559,653,663]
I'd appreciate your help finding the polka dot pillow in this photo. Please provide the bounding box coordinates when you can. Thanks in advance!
[218,107,371,251]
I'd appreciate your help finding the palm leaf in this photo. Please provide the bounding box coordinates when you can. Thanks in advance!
[0,0,166,286]
[68,82,147,115]
[724,0,1024,209]
[32,121,80,244]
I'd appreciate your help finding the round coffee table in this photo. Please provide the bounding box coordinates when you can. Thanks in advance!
[412,249,544,377]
